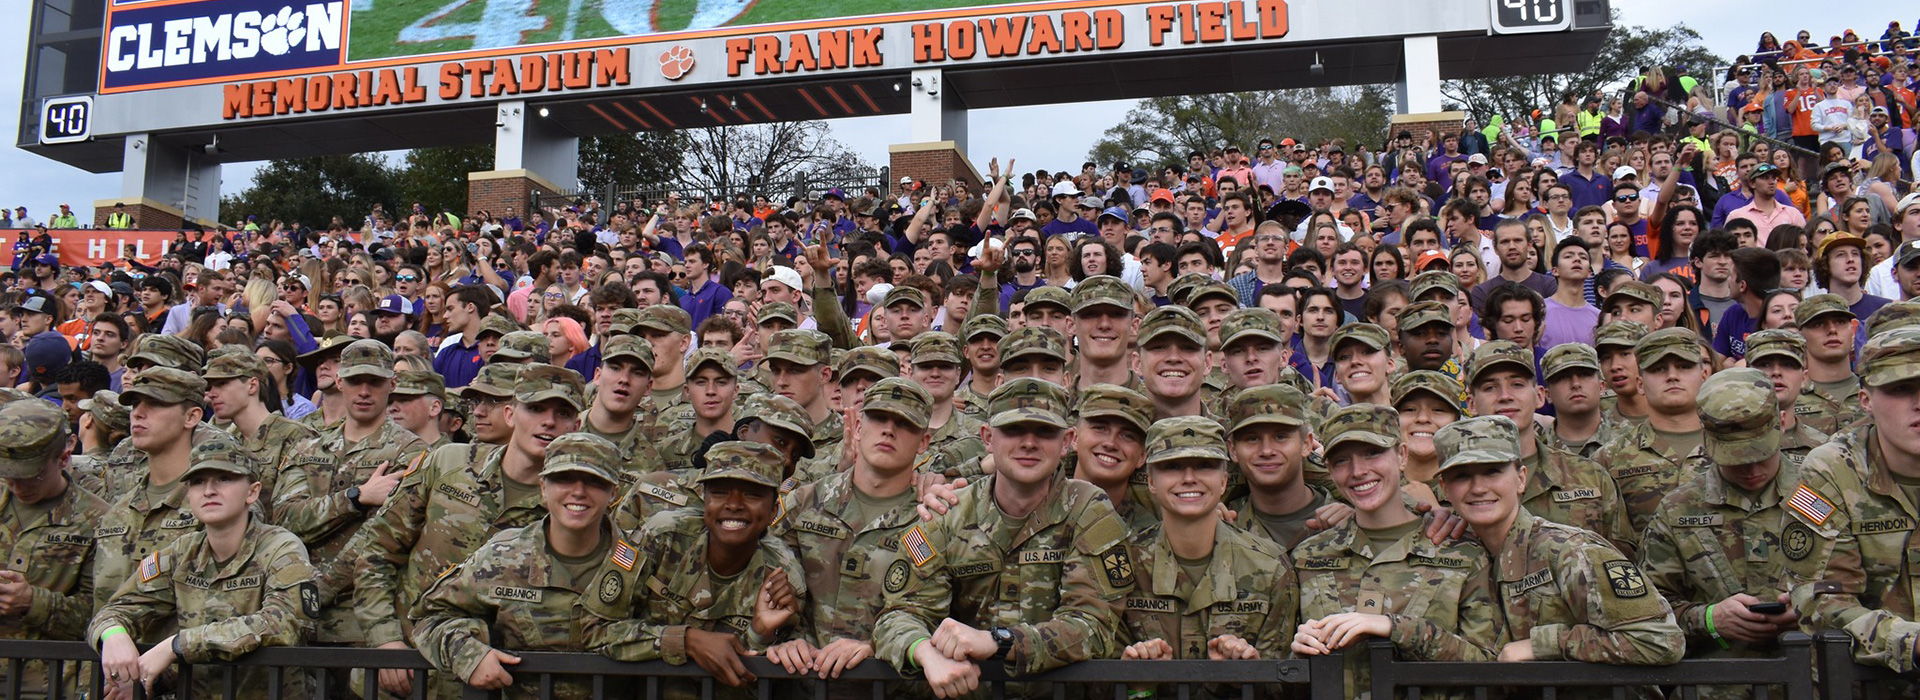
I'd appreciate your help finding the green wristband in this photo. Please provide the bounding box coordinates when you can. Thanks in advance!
[100,626,129,643]
[907,637,932,670]
[1705,605,1730,650]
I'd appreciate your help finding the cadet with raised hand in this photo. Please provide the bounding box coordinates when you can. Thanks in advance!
[0,399,110,694]
[90,432,318,700]
[410,433,630,700]
[1434,415,1683,669]
[1597,327,1714,535]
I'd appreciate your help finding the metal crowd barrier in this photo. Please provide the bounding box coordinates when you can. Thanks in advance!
[1367,634,1817,700]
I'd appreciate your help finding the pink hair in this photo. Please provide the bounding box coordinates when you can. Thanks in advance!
[545,317,587,357]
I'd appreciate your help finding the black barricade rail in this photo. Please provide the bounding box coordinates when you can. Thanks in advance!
[1367,634,1818,700]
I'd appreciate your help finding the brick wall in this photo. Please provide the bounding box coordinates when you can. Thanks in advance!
[468,174,561,219]
[93,203,184,230]
[1389,111,1469,150]
[888,143,982,198]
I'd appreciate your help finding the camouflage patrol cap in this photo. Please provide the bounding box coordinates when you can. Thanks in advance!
[737,393,816,459]
[1391,371,1464,414]
[477,314,523,340]
[538,433,623,485]
[1144,415,1229,465]
[829,349,847,376]
[685,347,738,378]
[391,369,447,401]
[1743,329,1806,367]
[1467,340,1537,384]
[1137,305,1207,347]
[1075,383,1154,434]
[82,390,130,434]
[863,377,933,431]
[1168,273,1214,306]
[128,333,206,372]
[181,429,254,480]
[1859,326,1920,388]
[1022,286,1072,313]
[336,338,398,380]
[1396,301,1453,332]
[0,387,33,405]
[1318,404,1401,454]
[756,302,800,327]
[837,346,900,383]
[909,331,963,366]
[999,326,1070,363]
[1698,368,1782,465]
[491,331,552,363]
[607,308,647,336]
[882,284,928,310]
[1330,323,1391,355]
[987,377,1073,429]
[961,313,1009,342]
[1186,282,1240,309]
[1071,275,1136,313]
[1219,308,1283,349]
[1794,293,1855,327]
[1225,384,1310,434]
[1634,327,1705,369]
[118,367,208,407]
[441,396,469,423]
[202,350,268,381]
[1408,271,1463,301]
[1433,415,1521,474]
[635,305,694,335]
[765,329,832,366]
[1866,300,1920,338]
[696,440,787,489]
[514,364,587,411]
[600,335,655,372]
[1593,321,1650,350]
[1603,281,1663,312]
[1541,343,1601,381]
[0,400,70,478]
[461,363,522,400]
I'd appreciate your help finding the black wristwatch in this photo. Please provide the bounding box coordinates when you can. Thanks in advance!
[345,486,366,509]
[990,627,1014,660]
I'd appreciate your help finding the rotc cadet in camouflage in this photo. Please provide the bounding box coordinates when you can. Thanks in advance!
[1120,416,1299,667]
[205,350,318,516]
[802,346,904,481]
[906,332,987,479]
[274,339,425,647]
[1067,384,1159,533]
[492,330,552,364]
[1406,272,1471,382]
[92,368,212,619]
[1465,341,1636,554]
[1742,329,1832,468]
[295,335,355,432]
[1791,326,1920,675]
[764,329,844,456]
[390,369,452,449]
[1594,321,1653,427]
[411,433,630,700]
[1793,294,1867,436]
[873,378,1133,698]
[1596,327,1714,535]
[1138,305,1215,420]
[1640,369,1811,678]
[459,363,523,446]
[764,378,936,688]
[472,315,521,364]
[70,390,128,496]
[90,432,319,700]
[1187,281,1241,402]
[1397,370,1467,507]
[633,304,695,419]
[660,348,742,472]
[1210,308,1290,415]
[1329,323,1395,407]
[1289,404,1498,695]
[1433,416,1683,671]
[123,333,205,375]
[617,393,815,530]
[1538,344,1615,460]
[1069,275,1149,396]
[1398,301,1458,376]
[582,441,809,697]
[956,314,1006,421]
[999,326,1074,387]
[0,400,109,694]
[578,336,666,477]
[1226,384,1342,550]
[351,363,586,696]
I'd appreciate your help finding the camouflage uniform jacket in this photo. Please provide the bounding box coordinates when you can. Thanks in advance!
[1779,421,1831,471]
[352,443,547,647]
[1793,376,1864,437]
[67,448,110,499]
[297,404,344,434]
[91,471,196,639]
[87,521,318,698]
[1537,416,1615,461]
[773,471,920,646]
[229,414,320,519]
[1521,442,1638,556]
[1595,420,1711,537]
[1641,464,1823,657]
[1120,523,1298,660]
[275,418,428,643]
[1494,509,1683,664]
[583,415,667,477]
[580,508,808,663]
[611,469,704,534]
[1226,486,1335,551]
[0,479,108,641]
[657,424,716,473]
[412,520,627,700]
[810,410,846,457]
[873,473,1133,676]
[919,410,987,480]
[1787,424,1920,672]
[955,383,990,422]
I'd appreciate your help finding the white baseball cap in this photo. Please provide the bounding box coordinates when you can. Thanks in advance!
[85,280,114,297]
[1613,166,1639,180]
[1309,177,1335,194]
[1010,208,1037,223]
[968,236,1006,259]
[1897,192,1920,216]
[764,265,802,291]
[866,283,895,307]
[1050,181,1082,197]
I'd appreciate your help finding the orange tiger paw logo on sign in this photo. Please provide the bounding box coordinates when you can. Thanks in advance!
[659,46,695,81]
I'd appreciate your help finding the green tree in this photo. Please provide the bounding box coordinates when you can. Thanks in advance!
[396,144,494,218]
[1440,14,1725,126]
[578,132,690,196]
[1088,86,1395,170]
[221,153,401,230]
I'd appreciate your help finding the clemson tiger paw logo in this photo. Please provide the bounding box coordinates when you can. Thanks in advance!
[260,6,308,56]
[659,46,695,81]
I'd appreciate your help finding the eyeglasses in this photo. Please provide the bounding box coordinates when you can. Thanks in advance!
[1614,194,1640,203]
[1547,194,1571,201]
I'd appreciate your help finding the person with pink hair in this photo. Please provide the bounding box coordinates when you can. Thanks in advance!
[543,316,588,369]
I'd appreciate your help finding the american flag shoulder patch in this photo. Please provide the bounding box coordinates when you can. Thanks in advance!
[903,526,937,567]
[139,553,163,582]
[403,453,429,477]
[611,540,637,571]
[1786,485,1836,526]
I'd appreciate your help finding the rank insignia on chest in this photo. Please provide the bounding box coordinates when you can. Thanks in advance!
[611,540,637,571]
[1603,560,1648,598]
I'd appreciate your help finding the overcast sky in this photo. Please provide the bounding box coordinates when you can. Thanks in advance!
[0,0,1898,222]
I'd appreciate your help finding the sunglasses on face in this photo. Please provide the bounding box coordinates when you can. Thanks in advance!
[1615,194,1640,203]
[396,275,419,282]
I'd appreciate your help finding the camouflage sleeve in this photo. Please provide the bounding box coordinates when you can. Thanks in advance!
[1250,556,1301,659]
[811,285,856,350]
[971,276,1000,322]
[754,541,811,651]
[1600,474,1639,558]
[410,548,500,683]
[1006,498,1132,675]
[577,526,682,664]
[1385,557,1499,662]
[270,451,362,544]
[175,531,318,662]
[354,454,438,647]
[1790,473,1920,673]
[1532,543,1684,665]
[23,537,97,639]
[1637,514,1710,640]
[872,521,955,674]
[86,551,178,651]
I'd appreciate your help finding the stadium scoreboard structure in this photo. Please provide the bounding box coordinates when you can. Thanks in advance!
[17,0,1610,227]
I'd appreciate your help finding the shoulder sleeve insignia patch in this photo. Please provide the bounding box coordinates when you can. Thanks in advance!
[903,526,937,567]
[1786,485,1836,526]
